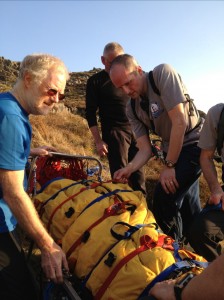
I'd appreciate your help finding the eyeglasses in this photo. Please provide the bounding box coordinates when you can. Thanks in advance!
[47,89,65,101]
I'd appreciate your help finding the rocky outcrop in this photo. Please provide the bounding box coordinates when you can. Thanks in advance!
[0,56,101,111]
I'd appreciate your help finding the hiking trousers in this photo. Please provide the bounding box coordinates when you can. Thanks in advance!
[102,127,146,194]
[0,227,39,300]
[188,210,224,261]
[152,143,202,241]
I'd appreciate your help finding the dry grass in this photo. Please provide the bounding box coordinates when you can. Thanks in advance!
[30,109,223,206]
[30,111,93,155]
[30,110,111,181]
[27,108,223,288]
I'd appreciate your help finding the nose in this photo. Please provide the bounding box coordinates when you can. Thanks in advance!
[121,86,130,95]
[51,93,60,103]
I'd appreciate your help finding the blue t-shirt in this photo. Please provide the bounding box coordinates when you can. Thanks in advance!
[0,92,32,232]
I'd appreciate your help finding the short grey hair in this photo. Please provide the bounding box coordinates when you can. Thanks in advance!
[18,53,70,83]
[110,54,138,72]
[103,42,124,55]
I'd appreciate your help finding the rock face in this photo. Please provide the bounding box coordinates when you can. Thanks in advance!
[0,56,101,111]
[0,56,206,118]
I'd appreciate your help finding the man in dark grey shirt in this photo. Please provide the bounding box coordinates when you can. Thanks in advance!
[86,43,145,193]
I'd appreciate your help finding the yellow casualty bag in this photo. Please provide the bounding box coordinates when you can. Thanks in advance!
[33,178,208,299]
[32,178,102,241]
[84,224,207,300]
[62,191,155,278]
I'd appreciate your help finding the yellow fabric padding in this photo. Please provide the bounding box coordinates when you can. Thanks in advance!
[86,226,206,300]
[33,178,207,299]
[33,179,102,240]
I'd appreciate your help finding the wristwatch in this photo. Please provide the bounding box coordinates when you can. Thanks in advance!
[164,159,176,168]
[174,272,195,300]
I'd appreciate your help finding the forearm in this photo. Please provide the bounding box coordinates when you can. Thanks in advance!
[166,125,185,163]
[90,126,102,144]
[127,135,152,173]
[6,190,54,250]
[128,150,151,174]
[1,170,54,251]
[166,104,187,163]
[201,156,221,194]
[182,255,224,300]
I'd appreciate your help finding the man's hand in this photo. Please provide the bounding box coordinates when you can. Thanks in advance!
[41,241,69,284]
[30,145,57,157]
[159,167,179,194]
[208,191,224,210]
[113,164,133,184]
[96,141,108,157]
[149,279,176,300]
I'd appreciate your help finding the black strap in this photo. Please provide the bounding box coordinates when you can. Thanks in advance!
[131,70,202,137]
[217,105,224,156]
[131,98,155,133]
[148,71,160,96]
[131,98,140,121]
[148,71,202,136]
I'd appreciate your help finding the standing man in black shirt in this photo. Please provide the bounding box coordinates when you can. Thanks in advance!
[85,42,145,193]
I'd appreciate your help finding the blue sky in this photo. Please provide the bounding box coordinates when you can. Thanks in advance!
[1,1,224,112]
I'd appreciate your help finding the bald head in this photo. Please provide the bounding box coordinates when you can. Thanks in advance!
[101,42,124,72]
[110,54,138,72]
[103,42,124,56]
[109,54,144,98]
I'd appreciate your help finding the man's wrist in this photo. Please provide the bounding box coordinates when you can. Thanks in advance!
[164,159,177,168]
[127,162,134,172]
[174,273,195,300]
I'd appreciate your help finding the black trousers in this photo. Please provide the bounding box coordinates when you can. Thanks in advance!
[187,210,224,261]
[102,127,146,194]
[152,143,202,241]
[0,228,39,300]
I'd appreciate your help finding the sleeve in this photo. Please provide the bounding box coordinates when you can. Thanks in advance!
[153,64,187,111]
[126,100,149,139]
[0,115,29,170]
[85,76,99,128]
[198,106,218,150]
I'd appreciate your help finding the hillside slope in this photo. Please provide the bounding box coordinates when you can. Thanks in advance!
[0,56,214,205]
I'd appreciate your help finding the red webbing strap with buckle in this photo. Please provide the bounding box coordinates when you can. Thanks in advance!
[94,234,174,300]
[94,235,156,300]
[46,182,100,232]
[66,201,127,259]
[156,234,175,251]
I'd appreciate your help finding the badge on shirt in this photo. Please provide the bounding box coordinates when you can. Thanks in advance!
[150,103,164,119]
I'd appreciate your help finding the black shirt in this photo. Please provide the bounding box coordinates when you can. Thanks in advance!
[85,70,131,130]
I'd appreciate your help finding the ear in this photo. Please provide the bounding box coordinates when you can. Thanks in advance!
[101,56,106,66]
[23,71,32,88]
[137,65,143,75]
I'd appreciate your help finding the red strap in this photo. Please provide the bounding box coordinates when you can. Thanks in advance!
[156,234,174,251]
[94,235,174,299]
[94,235,155,300]
[66,201,127,258]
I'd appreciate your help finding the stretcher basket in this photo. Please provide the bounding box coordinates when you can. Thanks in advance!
[26,152,103,300]
[27,152,103,197]
[26,152,206,300]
